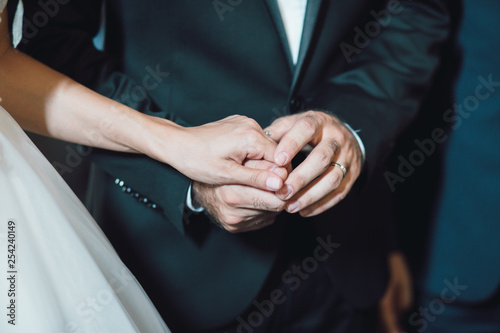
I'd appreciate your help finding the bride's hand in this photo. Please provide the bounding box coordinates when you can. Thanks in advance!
[145,115,286,191]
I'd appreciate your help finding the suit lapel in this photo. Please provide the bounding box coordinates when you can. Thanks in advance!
[264,0,326,94]
[264,0,294,71]
[290,0,325,95]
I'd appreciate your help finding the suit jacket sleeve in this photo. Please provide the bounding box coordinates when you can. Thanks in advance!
[310,0,451,176]
[18,0,191,234]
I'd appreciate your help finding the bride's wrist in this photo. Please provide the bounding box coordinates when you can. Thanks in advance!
[132,113,187,167]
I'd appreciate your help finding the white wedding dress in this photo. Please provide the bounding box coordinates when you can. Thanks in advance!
[0,109,171,332]
[0,1,170,332]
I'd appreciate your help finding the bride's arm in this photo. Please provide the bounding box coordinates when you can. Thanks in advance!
[0,8,178,153]
[0,8,284,190]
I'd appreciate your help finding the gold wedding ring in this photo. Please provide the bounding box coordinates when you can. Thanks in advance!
[332,162,347,180]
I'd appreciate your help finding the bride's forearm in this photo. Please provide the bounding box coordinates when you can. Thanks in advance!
[1,7,286,191]
[0,45,285,191]
[0,47,183,162]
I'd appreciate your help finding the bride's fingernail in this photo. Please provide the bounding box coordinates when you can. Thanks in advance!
[266,177,281,191]
[276,152,289,166]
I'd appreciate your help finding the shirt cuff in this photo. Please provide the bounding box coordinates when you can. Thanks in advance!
[344,122,366,162]
[186,182,205,213]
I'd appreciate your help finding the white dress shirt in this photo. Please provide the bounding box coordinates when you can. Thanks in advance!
[276,0,308,65]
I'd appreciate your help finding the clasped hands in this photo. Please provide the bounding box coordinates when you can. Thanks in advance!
[190,111,363,233]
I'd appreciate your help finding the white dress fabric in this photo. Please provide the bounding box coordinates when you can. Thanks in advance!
[1,2,169,331]
[0,0,22,47]
[0,109,170,331]
[0,0,170,333]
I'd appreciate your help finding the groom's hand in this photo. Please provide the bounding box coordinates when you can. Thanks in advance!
[192,160,288,233]
[265,111,363,217]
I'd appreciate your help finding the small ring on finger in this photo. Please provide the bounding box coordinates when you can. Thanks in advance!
[264,130,272,137]
[332,162,347,181]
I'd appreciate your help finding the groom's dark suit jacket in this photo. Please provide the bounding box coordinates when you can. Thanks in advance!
[19,0,450,330]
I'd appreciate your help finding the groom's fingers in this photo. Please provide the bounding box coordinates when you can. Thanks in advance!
[284,165,344,215]
[242,129,280,164]
[243,159,288,181]
[228,163,285,191]
[223,211,277,233]
[276,139,339,201]
[226,159,289,192]
[264,116,295,143]
[220,184,287,212]
[273,113,320,167]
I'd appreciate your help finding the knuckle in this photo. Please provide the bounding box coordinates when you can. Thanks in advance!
[227,114,242,122]
[224,225,240,234]
[293,173,308,189]
[219,189,239,206]
[303,110,318,119]
[327,174,342,189]
[252,197,265,209]
[223,214,243,226]
[241,116,260,129]
[232,114,247,122]
[300,114,319,134]
[315,151,332,169]
[328,139,340,155]
[337,133,346,146]
[245,131,262,146]
[252,197,274,211]
[249,170,263,186]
